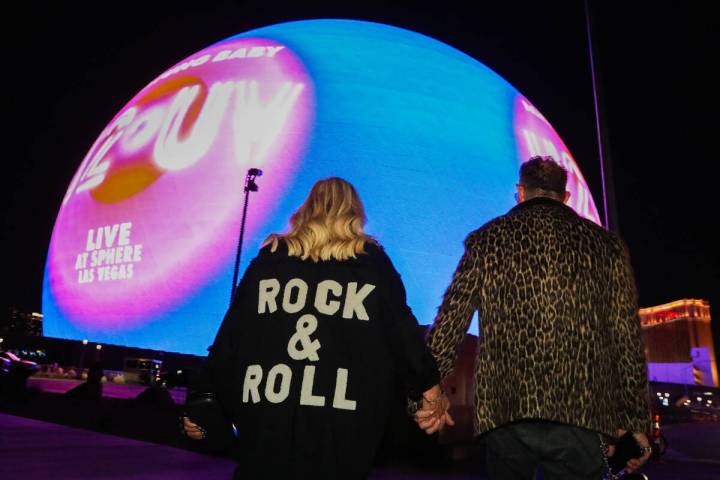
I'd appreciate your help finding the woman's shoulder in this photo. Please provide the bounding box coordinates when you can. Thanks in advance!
[359,240,396,270]
[360,239,384,258]
[252,238,291,264]
[254,237,391,267]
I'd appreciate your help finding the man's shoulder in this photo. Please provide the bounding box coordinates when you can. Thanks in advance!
[573,214,625,248]
[463,215,506,246]
[469,203,626,252]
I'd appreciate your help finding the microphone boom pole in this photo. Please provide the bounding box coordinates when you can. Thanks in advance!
[230,168,262,305]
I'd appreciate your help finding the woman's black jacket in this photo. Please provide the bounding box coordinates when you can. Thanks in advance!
[188,240,439,479]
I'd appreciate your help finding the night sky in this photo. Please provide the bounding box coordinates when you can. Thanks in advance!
[4,2,716,346]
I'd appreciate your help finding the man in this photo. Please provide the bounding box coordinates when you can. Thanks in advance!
[418,156,651,479]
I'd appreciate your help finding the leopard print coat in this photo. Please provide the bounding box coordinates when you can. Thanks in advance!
[427,197,650,437]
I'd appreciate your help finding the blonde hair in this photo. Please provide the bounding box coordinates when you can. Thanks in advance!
[263,177,376,262]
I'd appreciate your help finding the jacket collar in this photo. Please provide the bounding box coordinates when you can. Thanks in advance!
[509,196,573,214]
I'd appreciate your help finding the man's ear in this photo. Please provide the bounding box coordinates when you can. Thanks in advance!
[563,191,571,204]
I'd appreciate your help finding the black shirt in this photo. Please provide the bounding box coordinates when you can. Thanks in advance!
[193,240,439,479]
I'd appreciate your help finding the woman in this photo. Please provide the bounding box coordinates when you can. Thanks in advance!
[183,177,449,479]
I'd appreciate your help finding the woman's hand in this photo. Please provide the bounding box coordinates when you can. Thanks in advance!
[414,385,455,435]
[182,416,206,440]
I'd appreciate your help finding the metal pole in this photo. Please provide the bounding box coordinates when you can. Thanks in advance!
[230,169,262,305]
[584,0,618,232]
[78,341,87,378]
[231,187,251,303]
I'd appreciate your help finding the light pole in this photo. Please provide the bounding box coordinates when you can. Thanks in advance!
[78,339,88,378]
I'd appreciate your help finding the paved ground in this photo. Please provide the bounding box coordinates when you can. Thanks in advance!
[660,422,720,462]
[27,377,187,404]
[0,413,236,480]
[2,412,719,479]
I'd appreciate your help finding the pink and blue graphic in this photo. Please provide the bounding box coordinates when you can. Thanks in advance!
[43,20,600,354]
[513,96,600,222]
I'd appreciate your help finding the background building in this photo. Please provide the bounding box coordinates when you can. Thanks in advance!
[641,299,718,387]
[2,308,43,337]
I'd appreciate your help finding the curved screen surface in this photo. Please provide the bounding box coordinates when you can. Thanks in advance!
[43,20,600,354]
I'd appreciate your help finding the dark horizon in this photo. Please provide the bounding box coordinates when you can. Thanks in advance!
[4,2,716,337]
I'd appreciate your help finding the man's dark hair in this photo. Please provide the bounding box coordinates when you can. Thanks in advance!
[519,156,568,195]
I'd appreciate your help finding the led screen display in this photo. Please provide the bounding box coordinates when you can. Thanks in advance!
[43,20,600,354]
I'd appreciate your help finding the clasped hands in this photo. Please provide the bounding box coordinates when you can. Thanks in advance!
[414,384,455,434]
[183,384,456,439]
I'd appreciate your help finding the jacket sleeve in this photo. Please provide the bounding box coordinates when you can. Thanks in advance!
[183,278,247,451]
[426,233,481,380]
[188,260,254,414]
[377,248,440,400]
[608,235,651,433]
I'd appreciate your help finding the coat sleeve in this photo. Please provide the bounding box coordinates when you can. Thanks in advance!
[426,232,481,380]
[376,247,440,400]
[188,259,255,415]
[608,235,651,433]
[183,272,252,451]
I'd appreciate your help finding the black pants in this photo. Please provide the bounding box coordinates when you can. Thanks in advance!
[484,421,606,480]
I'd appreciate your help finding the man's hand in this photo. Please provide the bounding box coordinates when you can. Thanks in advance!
[615,429,652,473]
[182,416,206,440]
[413,385,455,434]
